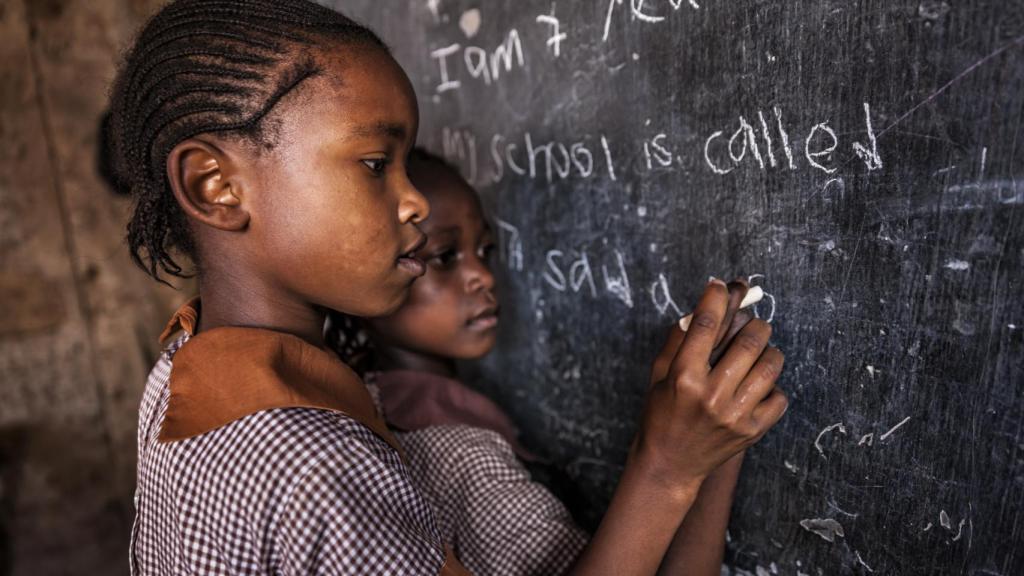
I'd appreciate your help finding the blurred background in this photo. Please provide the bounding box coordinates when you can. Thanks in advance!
[1,1,188,573]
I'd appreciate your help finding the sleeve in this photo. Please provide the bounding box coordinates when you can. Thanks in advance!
[275,425,449,576]
[432,427,590,576]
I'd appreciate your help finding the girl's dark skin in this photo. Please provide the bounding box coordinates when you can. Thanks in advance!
[169,47,431,344]
[370,160,753,575]
[167,43,787,575]
[368,159,499,376]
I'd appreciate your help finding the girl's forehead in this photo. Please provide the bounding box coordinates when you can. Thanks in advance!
[269,55,418,151]
[421,184,488,234]
[320,47,415,102]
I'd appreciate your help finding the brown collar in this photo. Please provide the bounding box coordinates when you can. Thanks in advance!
[158,298,407,461]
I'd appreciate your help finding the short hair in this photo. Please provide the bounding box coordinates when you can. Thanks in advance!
[105,0,387,282]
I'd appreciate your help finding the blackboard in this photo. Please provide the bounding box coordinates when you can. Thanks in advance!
[327,1,1024,573]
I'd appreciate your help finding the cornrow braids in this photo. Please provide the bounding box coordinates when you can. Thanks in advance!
[105,0,388,282]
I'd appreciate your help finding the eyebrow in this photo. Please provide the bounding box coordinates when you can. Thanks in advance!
[348,121,407,140]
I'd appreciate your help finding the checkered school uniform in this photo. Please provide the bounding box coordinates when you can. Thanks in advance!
[396,426,589,575]
[130,302,468,575]
[365,372,589,575]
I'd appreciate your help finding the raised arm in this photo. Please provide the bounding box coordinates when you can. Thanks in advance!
[568,279,787,576]
[654,280,761,575]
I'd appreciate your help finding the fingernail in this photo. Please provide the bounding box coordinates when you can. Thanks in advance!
[708,276,727,287]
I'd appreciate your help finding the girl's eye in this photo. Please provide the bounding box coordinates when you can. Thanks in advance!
[479,243,496,261]
[362,158,388,175]
[429,248,458,269]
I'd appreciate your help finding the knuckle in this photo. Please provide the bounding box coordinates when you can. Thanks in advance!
[723,410,743,429]
[739,420,760,438]
[691,311,719,331]
[699,394,717,414]
[760,358,783,381]
[673,371,702,396]
[735,331,765,354]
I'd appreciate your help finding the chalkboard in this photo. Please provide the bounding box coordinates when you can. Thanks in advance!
[327,1,1023,574]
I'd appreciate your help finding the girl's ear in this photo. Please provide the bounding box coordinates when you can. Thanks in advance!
[166,137,250,231]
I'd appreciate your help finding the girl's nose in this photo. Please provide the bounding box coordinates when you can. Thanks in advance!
[465,255,496,294]
[397,178,430,225]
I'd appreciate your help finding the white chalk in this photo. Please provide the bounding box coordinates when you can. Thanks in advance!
[678,286,764,331]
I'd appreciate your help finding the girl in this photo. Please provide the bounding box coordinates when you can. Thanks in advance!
[332,150,758,576]
[108,0,787,574]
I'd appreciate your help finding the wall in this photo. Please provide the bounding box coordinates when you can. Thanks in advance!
[0,1,184,573]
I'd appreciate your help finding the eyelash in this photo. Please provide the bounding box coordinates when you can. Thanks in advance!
[428,243,495,270]
[429,248,458,269]
[362,158,388,175]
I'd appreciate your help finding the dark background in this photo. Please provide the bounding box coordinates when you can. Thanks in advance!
[336,1,1024,575]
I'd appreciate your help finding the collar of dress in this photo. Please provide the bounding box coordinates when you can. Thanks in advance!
[157,297,406,461]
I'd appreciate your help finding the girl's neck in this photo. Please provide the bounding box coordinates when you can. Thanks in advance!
[374,345,457,378]
[195,274,326,348]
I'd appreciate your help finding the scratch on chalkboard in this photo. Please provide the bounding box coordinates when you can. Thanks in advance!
[814,422,847,458]
[879,416,911,442]
[877,34,1024,139]
[952,518,967,541]
[939,509,952,529]
[799,518,845,542]
[855,551,875,572]
[826,496,858,518]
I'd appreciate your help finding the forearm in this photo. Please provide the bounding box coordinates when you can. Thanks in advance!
[656,451,745,576]
[569,450,703,576]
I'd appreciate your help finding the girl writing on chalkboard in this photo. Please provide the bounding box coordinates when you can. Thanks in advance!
[330,149,772,575]
[110,0,787,573]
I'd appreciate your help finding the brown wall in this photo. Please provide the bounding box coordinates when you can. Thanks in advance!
[0,1,186,573]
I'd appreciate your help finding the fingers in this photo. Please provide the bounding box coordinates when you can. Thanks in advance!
[710,308,755,366]
[708,318,772,396]
[714,278,750,348]
[670,280,730,376]
[750,387,789,431]
[650,322,685,385]
[734,347,784,406]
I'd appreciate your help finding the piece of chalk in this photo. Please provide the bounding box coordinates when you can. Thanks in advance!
[678,286,764,331]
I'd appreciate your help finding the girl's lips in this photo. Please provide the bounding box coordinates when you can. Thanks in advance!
[397,256,426,277]
[467,308,499,330]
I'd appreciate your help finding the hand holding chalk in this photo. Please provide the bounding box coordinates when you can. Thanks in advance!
[678,285,764,331]
[633,279,788,490]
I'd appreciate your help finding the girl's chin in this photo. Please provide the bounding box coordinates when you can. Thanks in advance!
[356,290,412,320]
[450,335,498,360]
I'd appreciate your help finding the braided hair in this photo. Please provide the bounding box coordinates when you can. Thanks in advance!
[105,0,387,282]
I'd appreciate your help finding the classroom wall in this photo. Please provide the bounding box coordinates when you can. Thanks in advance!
[0,1,183,573]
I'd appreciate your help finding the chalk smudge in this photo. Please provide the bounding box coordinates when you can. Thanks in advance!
[799,518,845,542]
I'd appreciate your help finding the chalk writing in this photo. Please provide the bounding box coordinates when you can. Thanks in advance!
[603,0,700,43]
[430,29,526,92]
[536,4,567,58]
[704,103,883,175]
[495,218,524,271]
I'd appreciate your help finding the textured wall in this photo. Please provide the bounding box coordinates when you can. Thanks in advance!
[0,1,185,573]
